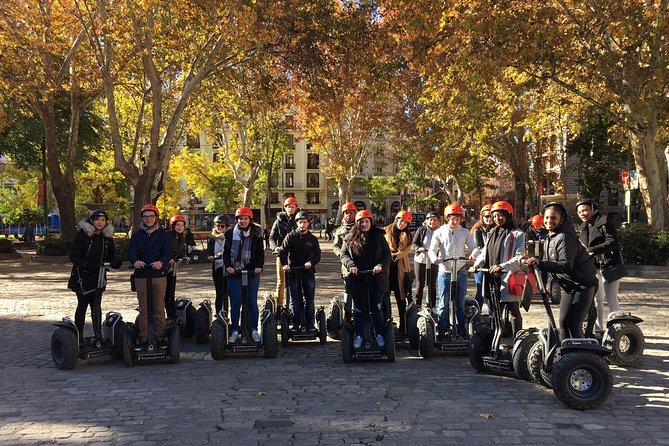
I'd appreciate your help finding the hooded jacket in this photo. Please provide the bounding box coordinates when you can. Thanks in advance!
[269,211,298,250]
[68,220,118,294]
[577,210,627,282]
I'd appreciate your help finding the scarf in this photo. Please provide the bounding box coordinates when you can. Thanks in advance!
[485,218,515,267]
[230,224,252,268]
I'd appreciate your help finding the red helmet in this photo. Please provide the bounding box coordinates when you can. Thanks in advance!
[395,210,412,223]
[235,206,253,219]
[283,197,298,207]
[169,214,186,226]
[491,200,514,216]
[444,204,465,217]
[480,204,491,215]
[140,204,160,217]
[355,209,373,223]
[341,202,357,213]
[531,214,543,229]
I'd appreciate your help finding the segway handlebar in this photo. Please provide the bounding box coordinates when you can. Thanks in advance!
[357,269,378,274]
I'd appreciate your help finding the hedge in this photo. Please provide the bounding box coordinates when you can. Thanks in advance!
[618,224,669,266]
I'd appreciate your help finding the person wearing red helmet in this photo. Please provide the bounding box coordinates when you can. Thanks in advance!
[223,206,265,343]
[470,205,495,308]
[340,210,392,348]
[333,202,359,318]
[428,203,478,337]
[384,210,414,339]
[164,215,191,321]
[412,211,441,312]
[128,204,175,351]
[270,196,300,313]
[472,200,526,337]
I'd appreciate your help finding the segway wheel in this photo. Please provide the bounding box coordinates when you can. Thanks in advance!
[168,326,180,364]
[280,312,290,347]
[604,321,644,367]
[51,328,79,370]
[317,309,327,345]
[122,329,136,367]
[468,333,490,372]
[406,305,420,349]
[551,351,613,410]
[194,307,210,344]
[210,321,227,360]
[190,250,204,263]
[341,324,354,363]
[417,316,434,359]
[110,323,127,360]
[263,318,278,359]
[326,298,342,340]
[527,340,551,388]
[512,333,539,380]
[384,322,396,363]
[180,305,197,338]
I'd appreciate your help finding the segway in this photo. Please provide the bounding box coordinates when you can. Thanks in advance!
[340,270,396,363]
[583,300,645,367]
[51,263,126,370]
[280,266,327,345]
[210,269,278,359]
[394,270,420,348]
[416,258,478,358]
[326,295,345,340]
[123,269,180,366]
[526,266,613,410]
[467,266,536,378]
[193,299,213,344]
[406,255,436,349]
[168,258,197,337]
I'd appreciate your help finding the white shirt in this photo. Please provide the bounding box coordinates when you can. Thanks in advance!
[428,224,478,273]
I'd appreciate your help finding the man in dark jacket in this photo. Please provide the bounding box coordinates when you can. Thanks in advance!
[576,199,627,330]
[128,204,174,351]
[270,196,300,313]
[280,211,321,330]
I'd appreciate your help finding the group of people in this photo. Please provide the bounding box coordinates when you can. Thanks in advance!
[67,195,627,352]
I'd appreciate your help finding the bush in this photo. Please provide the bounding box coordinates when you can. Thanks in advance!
[114,237,129,261]
[618,224,669,266]
[36,238,72,256]
[0,238,15,253]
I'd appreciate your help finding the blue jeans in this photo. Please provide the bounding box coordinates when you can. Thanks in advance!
[437,269,468,333]
[288,271,316,327]
[228,274,260,332]
[474,271,484,309]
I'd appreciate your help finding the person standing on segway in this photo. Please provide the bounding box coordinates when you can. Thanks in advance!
[280,211,321,330]
[128,204,174,351]
[575,199,628,332]
[340,210,392,349]
[223,206,264,343]
[68,210,123,348]
[470,205,493,309]
[471,201,526,337]
[527,202,598,341]
[333,202,358,319]
[413,211,440,313]
[384,210,414,340]
[207,214,229,315]
[270,197,300,316]
[428,204,478,338]
[165,214,191,321]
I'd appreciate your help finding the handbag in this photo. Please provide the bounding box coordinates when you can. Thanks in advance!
[507,233,538,296]
[601,258,628,282]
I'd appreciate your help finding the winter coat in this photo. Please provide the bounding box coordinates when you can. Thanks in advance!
[538,221,598,294]
[333,223,354,277]
[68,220,118,295]
[577,210,627,282]
[223,223,265,272]
[269,211,298,250]
[207,230,226,271]
[412,224,436,265]
[385,223,413,301]
[473,228,525,303]
[280,229,321,274]
[340,227,391,293]
[128,223,174,278]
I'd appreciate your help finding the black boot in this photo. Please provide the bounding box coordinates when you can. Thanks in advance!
[511,317,522,337]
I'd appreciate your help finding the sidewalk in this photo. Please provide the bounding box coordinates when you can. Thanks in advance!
[0,249,668,445]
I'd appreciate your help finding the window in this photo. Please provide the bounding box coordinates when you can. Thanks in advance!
[285,153,295,169]
[269,192,279,204]
[375,163,383,174]
[269,174,279,188]
[307,192,320,204]
[285,173,294,188]
[307,173,320,188]
[307,153,319,169]
[307,143,313,151]
[286,134,294,147]
[187,134,200,148]
[213,153,219,163]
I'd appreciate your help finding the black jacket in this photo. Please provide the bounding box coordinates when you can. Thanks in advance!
[269,211,298,250]
[578,210,627,281]
[223,223,265,272]
[280,229,321,273]
[538,221,597,293]
[68,220,119,294]
[340,227,391,292]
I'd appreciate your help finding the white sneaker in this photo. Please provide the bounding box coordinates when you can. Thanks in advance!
[375,334,385,347]
[228,330,238,343]
[353,336,363,349]
[251,330,261,343]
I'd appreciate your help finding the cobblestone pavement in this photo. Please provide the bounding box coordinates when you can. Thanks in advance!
[1,240,668,445]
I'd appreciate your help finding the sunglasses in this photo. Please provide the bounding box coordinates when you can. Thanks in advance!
[482,214,491,218]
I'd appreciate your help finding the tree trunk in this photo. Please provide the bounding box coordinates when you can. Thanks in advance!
[336,178,353,224]
[131,173,159,231]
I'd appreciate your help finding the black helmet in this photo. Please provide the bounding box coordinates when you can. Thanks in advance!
[426,211,440,219]
[213,214,228,225]
[575,198,598,210]
[542,202,568,219]
[88,209,108,223]
[295,211,311,222]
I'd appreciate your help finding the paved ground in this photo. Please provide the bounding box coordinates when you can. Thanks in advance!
[1,240,668,445]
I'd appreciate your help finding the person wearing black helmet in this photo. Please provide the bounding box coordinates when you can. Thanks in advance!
[527,202,598,341]
[280,211,321,330]
[412,211,440,311]
[207,214,229,315]
[270,197,300,313]
[68,210,123,348]
[575,199,627,331]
